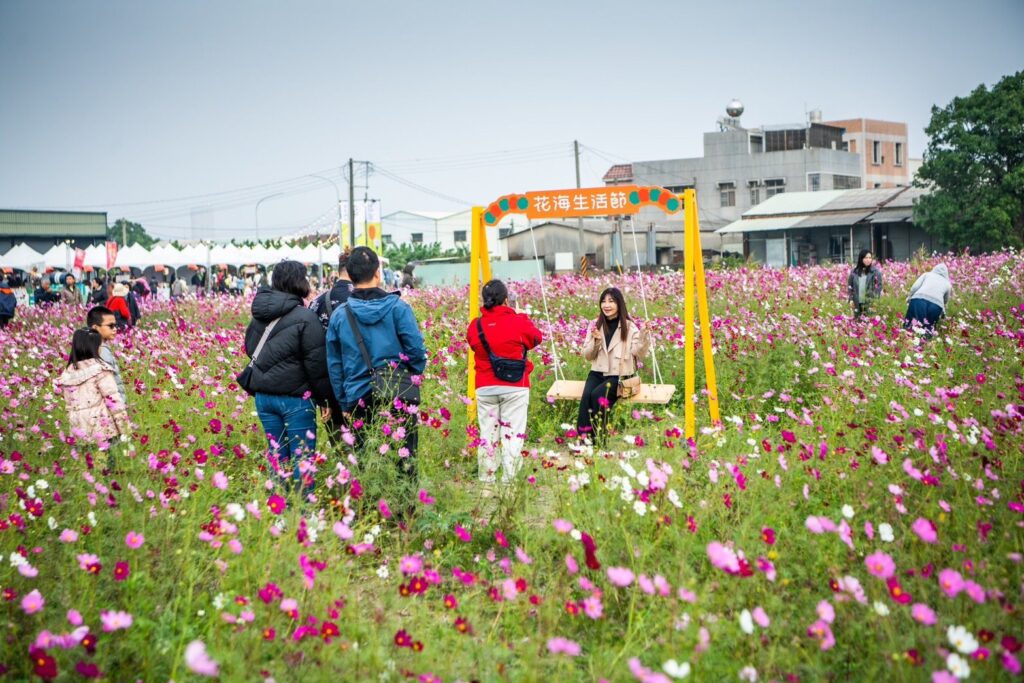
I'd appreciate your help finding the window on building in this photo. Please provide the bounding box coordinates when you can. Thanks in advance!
[382,234,394,245]
[664,184,694,194]
[872,140,881,165]
[453,230,467,243]
[895,142,904,166]
[718,181,736,207]
[748,180,761,206]
[828,235,851,263]
[749,135,763,154]
[411,233,423,244]
[765,178,786,198]
[873,183,881,188]
[833,174,861,190]
[808,173,821,192]
[848,139,857,153]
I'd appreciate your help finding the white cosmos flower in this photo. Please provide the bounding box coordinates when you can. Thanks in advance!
[739,609,754,635]
[872,601,890,616]
[841,505,855,519]
[946,653,971,679]
[947,625,979,654]
[878,523,895,542]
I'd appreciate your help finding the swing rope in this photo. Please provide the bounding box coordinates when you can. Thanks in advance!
[526,220,565,382]
[627,221,664,384]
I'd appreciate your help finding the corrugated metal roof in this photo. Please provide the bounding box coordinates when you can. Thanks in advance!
[744,190,845,216]
[0,210,107,237]
[797,211,874,228]
[869,208,914,223]
[881,187,926,208]
[717,215,805,234]
[817,188,902,211]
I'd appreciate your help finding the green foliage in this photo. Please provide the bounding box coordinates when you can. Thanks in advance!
[108,218,159,248]
[383,242,469,272]
[915,70,1024,250]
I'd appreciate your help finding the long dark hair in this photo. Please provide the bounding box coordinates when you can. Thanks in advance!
[855,250,874,275]
[68,328,102,368]
[597,287,630,342]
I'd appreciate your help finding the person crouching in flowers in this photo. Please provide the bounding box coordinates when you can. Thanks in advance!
[576,287,650,445]
[466,279,543,490]
[55,328,130,470]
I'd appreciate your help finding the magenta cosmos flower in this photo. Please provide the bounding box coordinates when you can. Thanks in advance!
[865,551,896,579]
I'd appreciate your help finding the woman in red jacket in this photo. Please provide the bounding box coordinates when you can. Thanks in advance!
[466,279,543,488]
[106,283,133,330]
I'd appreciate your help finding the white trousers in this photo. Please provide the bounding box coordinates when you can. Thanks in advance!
[476,389,530,483]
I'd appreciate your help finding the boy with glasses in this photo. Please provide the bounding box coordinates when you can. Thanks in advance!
[87,306,127,406]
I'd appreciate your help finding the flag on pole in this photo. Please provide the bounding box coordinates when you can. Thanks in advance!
[105,242,118,270]
[73,248,86,270]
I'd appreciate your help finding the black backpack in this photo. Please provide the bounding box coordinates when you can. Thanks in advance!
[476,319,527,383]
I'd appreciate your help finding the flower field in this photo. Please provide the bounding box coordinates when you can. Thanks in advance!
[2,251,1023,682]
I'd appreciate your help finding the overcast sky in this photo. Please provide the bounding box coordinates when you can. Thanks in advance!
[1,0,1021,240]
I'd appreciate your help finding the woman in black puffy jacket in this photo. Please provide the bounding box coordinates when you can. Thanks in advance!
[243,260,331,492]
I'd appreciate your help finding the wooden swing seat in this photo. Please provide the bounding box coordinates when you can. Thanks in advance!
[546,380,676,405]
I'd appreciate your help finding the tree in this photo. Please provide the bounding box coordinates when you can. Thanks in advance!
[914,71,1024,251]
[108,218,158,248]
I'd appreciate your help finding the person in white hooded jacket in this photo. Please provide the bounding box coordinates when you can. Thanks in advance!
[904,263,951,333]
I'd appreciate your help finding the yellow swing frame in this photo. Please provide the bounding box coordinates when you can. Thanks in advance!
[468,186,720,439]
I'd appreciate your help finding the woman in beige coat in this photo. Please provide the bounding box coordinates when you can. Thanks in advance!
[56,329,130,446]
[576,287,650,442]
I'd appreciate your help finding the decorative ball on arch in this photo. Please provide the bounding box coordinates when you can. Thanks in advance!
[483,194,530,226]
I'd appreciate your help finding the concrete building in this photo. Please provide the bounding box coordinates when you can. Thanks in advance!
[381,209,512,258]
[605,111,867,254]
[823,118,910,188]
[716,187,935,267]
[501,220,685,272]
[0,209,108,252]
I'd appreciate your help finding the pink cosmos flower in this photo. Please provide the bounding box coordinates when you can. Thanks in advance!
[60,529,79,543]
[932,671,957,683]
[417,489,435,505]
[816,600,835,624]
[911,603,937,626]
[124,531,144,549]
[911,517,938,543]
[333,522,353,540]
[628,657,672,683]
[565,554,579,575]
[752,606,770,628]
[212,471,228,490]
[807,619,835,650]
[67,609,83,626]
[805,516,837,534]
[399,555,423,576]
[607,567,635,588]
[547,637,581,656]
[378,499,392,519]
[707,541,740,573]
[454,525,472,542]
[937,568,964,597]
[267,494,286,515]
[865,551,895,579]
[21,589,44,615]
[184,640,219,677]
[552,519,574,533]
[100,610,133,632]
[963,580,986,603]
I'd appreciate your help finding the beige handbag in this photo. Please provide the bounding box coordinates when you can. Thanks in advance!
[616,327,642,399]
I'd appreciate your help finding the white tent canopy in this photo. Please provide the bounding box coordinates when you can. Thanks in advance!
[0,243,46,270]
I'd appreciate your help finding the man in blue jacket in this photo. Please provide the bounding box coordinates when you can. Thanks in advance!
[326,246,427,482]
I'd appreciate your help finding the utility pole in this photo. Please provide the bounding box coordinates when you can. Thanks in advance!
[348,158,356,248]
[121,220,128,247]
[574,140,584,264]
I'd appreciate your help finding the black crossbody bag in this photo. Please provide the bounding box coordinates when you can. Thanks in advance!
[475,318,528,383]
[345,304,421,405]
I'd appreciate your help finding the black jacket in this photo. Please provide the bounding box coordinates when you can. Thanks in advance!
[309,280,354,330]
[243,288,332,405]
[34,288,59,305]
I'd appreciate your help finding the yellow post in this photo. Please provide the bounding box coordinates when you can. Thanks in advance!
[468,207,484,412]
[690,194,721,426]
[683,190,696,439]
[479,222,492,283]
